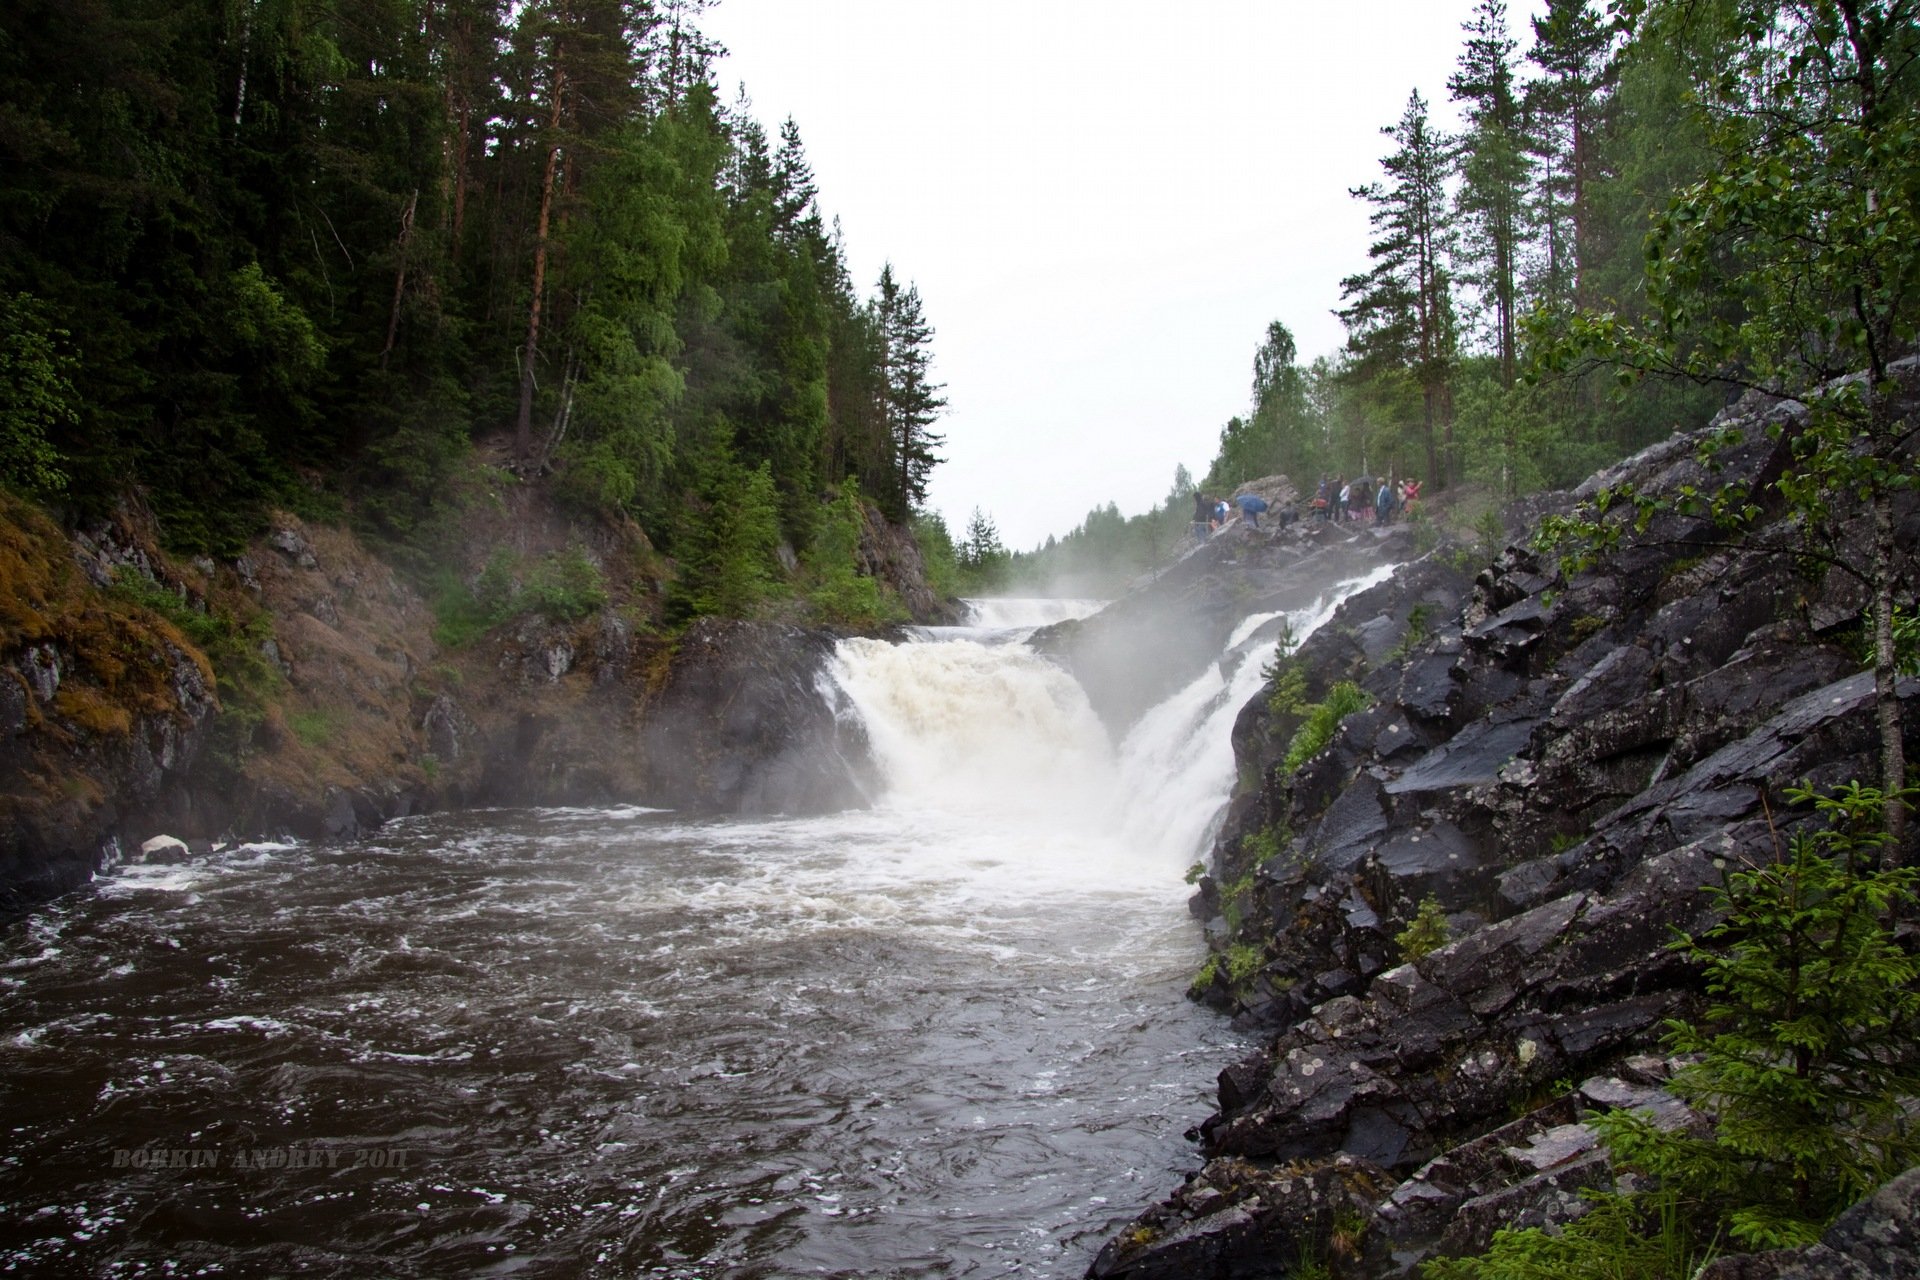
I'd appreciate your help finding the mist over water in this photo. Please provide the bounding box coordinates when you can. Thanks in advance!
[0,580,1385,1277]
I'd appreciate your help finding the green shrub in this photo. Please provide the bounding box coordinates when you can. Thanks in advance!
[1282,681,1371,775]
[521,545,609,622]
[1386,601,1436,663]
[1427,781,1920,1276]
[1475,506,1505,562]
[106,569,230,651]
[1266,655,1310,717]
[806,480,903,627]
[1396,895,1451,962]
[1188,952,1221,996]
[1241,825,1282,868]
[1225,943,1263,985]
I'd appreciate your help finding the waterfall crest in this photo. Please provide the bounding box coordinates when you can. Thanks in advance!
[830,569,1394,865]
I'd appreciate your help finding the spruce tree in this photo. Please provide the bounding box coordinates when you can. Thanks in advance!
[1450,0,1529,391]
[874,264,947,515]
[1338,90,1458,488]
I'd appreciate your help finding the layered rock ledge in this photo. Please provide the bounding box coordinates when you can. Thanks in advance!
[1093,387,1920,1278]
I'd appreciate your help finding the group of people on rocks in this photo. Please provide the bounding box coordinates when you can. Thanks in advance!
[1191,490,1274,539]
[1310,474,1420,525]
[1190,474,1420,544]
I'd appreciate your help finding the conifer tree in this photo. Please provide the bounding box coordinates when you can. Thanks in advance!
[1522,0,1615,310]
[1450,0,1529,390]
[874,264,947,516]
[1339,90,1458,488]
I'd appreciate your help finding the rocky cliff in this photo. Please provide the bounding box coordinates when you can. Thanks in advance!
[1091,387,1920,1278]
[0,486,922,911]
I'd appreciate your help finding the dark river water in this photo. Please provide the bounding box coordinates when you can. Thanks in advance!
[0,585,1383,1277]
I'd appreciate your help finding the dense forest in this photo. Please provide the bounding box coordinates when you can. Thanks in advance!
[1,0,1915,618]
[0,0,954,623]
[1004,0,1918,600]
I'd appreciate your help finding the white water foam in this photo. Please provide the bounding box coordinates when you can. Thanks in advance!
[961,597,1107,630]
[829,565,1396,879]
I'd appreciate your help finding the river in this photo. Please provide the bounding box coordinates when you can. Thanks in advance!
[0,577,1384,1278]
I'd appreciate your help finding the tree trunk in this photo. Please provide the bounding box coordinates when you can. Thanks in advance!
[380,189,419,370]
[516,73,566,463]
[1871,486,1908,856]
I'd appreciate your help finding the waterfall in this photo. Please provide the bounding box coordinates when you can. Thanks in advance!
[829,567,1395,867]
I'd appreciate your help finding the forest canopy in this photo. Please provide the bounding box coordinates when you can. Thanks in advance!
[0,0,945,599]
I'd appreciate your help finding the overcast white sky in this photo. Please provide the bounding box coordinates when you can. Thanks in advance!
[701,1,1547,551]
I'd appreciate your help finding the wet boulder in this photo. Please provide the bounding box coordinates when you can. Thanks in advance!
[636,619,874,814]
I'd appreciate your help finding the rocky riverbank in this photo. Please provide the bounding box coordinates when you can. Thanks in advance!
[1090,387,1920,1278]
[0,489,920,912]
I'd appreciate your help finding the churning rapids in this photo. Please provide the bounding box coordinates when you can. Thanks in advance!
[0,573,1389,1278]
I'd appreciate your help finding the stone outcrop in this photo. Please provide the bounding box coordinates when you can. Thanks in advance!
[1032,514,1423,734]
[1695,1166,1920,1279]
[1095,386,1920,1277]
[0,497,217,909]
[0,488,916,909]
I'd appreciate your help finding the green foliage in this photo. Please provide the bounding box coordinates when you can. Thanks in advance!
[1433,782,1920,1274]
[804,479,902,628]
[1528,0,1920,823]
[428,545,609,647]
[1225,943,1264,985]
[1396,894,1452,962]
[955,507,1010,593]
[1190,942,1266,999]
[1605,782,1920,1248]
[670,444,785,623]
[1221,872,1256,933]
[1282,681,1372,775]
[1423,1186,1695,1280]
[287,708,338,749]
[1263,619,1309,716]
[101,565,283,784]
[1242,825,1284,868]
[1183,861,1208,886]
[1859,606,1920,677]
[1189,952,1221,996]
[520,547,611,623]
[105,569,231,653]
[1387,602,1437,663]
[913,510,962,601]
[0,293,76,494]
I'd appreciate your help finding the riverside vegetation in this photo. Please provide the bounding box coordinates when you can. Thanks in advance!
[1,0,1918,1275]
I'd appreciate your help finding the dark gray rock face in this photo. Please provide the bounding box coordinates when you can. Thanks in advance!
[633,619,874,814]
[1032,519,1424,734]
[1095,387,1920,1276]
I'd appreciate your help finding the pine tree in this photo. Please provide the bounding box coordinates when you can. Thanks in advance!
[1450,0,1529,391]
[1522,0,1615,310]
[1338,90,1458,488]
[874,264,947,515]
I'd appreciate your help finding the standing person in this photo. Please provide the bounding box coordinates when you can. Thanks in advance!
[1192,490,1213,541]
[1376,478,1393,525]
[1214,498,1230,530]
[1336,479,1351,522]
[1234,493,1268,529]
[1401,477,1421,517]
[1353,475,1373,521]
[1313,476,1330,521]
